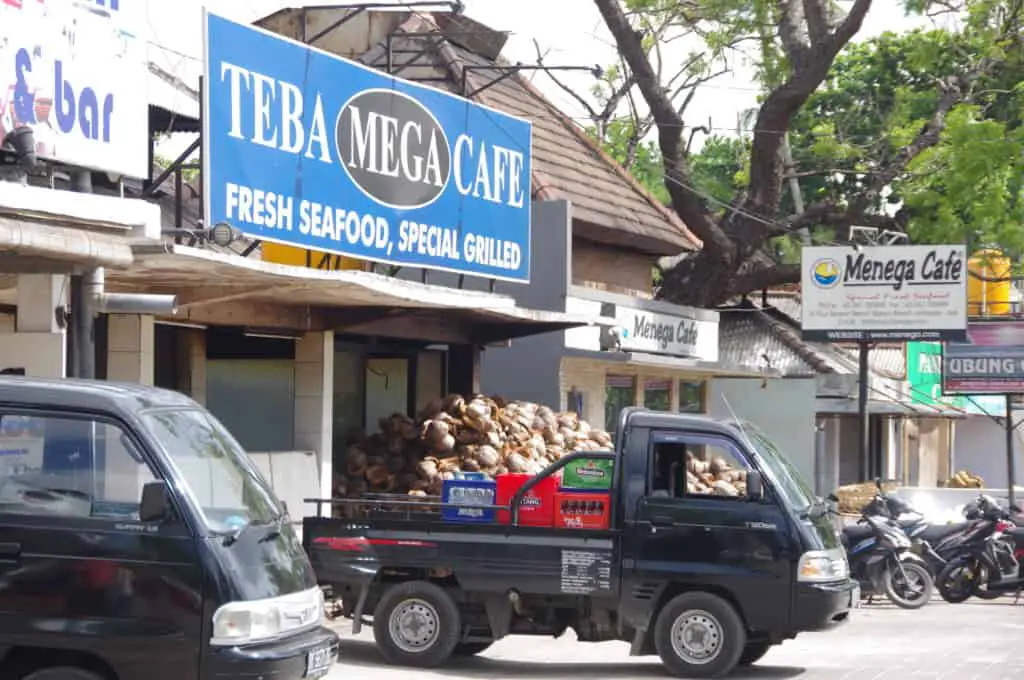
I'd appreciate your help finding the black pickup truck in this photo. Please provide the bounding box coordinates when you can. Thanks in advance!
[304,408,856,678]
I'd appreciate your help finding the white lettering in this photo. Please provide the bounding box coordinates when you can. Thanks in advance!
[250,72,278,148]
[454,134,473,195]
[220,61,250,140]
[278,80,304,154]
[306,95,332,163]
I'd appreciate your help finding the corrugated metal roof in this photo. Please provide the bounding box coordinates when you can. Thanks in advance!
[352,14,698,256]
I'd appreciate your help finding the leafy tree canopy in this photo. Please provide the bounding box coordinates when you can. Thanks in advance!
[579,0,1024,306]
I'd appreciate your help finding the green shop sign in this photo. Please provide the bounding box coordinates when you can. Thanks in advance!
[906,342,1006,416]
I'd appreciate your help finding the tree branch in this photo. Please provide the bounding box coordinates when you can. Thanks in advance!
[740,0,871,236]
[593,0,731,257]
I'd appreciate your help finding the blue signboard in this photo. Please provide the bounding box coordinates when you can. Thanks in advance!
[202,12,533,282]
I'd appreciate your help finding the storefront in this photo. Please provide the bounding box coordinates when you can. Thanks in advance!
[560,292,729,432]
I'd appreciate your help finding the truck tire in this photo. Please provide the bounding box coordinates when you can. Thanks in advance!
[653,592,746,678]
[738,640,773,666]
[21,669,105,680]
[372,581,462,668]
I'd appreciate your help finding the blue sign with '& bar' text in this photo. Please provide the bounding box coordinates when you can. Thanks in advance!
[202,12,533,282]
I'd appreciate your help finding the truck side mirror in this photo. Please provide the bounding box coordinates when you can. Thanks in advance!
[747,470,764,501]
[139,481,171,522]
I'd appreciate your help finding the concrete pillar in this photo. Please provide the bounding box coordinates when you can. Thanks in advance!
[0,274,67,377]
[188,329,208,406]
[106,314,155,385]
[294,331,334,516]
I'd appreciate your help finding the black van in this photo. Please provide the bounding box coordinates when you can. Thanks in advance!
[0,377,339,680]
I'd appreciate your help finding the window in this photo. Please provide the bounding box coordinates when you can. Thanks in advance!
[0,414,156,520]
[678,380,705,413]
[650,438,750,499]
[605,374,636,433]
[644,379,671,411]
[142,408,280,532]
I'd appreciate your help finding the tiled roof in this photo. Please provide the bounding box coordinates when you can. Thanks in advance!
[754,292,906,379]
[353,14,698,256]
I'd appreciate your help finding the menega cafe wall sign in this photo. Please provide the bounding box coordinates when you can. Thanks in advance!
[202,12,533,283]
[800,244,967,342]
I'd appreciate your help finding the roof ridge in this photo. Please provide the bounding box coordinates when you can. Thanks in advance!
[396,16,699,251]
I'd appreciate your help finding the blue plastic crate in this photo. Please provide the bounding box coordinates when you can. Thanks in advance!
[441,477,496,523]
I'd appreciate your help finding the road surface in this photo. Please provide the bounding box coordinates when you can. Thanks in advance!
[325,598,1024,679]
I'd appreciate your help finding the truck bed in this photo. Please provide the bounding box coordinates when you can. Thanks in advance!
[304,513,621,599]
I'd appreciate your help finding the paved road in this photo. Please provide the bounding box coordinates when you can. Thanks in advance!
[325,598,1024,679]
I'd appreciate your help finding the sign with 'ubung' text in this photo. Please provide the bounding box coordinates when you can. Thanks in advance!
[202,12,533,283]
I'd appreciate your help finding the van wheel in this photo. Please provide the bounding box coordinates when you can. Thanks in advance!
[654,592,746,678]
[373,581,461,668]
[21,669,105,680]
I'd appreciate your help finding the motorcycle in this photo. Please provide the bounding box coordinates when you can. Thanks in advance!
[841,498,934,609]
[849,480,983,582]
[936,494,1024,603]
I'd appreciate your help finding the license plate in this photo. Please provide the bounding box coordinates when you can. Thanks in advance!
[850,585,861,608]
[305,645,334,679]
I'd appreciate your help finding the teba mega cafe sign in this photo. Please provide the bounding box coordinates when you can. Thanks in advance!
[0,0,148,177]
[203,12,533,283]
[801,245,967,342]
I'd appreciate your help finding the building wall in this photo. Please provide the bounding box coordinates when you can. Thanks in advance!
[954,413,1024,489]
[571,237,655,297]
[707,378,817,489]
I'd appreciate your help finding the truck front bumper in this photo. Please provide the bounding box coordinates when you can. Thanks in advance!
[204,625,340,680]
[792,579,858,632]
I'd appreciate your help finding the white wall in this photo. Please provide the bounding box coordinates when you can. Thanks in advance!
[954,412,1024,489]
[708,378,817,489]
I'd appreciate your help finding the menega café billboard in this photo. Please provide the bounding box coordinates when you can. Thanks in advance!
[943,321,1024,395]
[202,12,533,283]
[800,244,967,342]
[0,0,148,177]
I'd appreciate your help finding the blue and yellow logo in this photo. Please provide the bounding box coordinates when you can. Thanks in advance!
[811,258,841,288]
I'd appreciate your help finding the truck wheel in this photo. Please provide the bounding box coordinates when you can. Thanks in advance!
[453,641,492,656]
[372,581,461,668]
[653,592,746,678]
[21,669,105,680]
[738,640,773,666]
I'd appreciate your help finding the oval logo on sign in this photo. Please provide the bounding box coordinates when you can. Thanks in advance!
[335,89,451,210]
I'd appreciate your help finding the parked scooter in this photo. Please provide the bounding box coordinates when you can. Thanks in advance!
[841,494,934,609]
[864,482,994,587]
[936,494,1024,603]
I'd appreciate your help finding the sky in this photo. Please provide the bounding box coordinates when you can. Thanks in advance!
[146,0,942,156]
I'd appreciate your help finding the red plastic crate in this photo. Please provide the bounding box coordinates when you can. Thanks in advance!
[496,473,557,526]
[554,491,611,530]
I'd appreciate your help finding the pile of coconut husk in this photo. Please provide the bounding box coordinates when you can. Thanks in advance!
[333,394,614,502]
[942,469,985,489]
[833,481,899,515]
[685,453,748,496]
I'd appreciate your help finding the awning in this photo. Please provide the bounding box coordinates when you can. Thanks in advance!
[563,348,778,378]
[0,216,135,270]
[112,244,595,343]
[816,397,967,418]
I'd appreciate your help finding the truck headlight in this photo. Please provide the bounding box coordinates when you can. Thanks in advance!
[797,547,849,582]
[211,586,324,646]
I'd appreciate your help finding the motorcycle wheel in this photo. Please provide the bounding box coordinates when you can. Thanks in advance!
[883,560,933,609]
[936,556,978,604]
[970,563,1002,600]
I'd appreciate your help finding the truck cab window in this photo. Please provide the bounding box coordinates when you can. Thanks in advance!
[650,439,750,498]
[0,414,156,520]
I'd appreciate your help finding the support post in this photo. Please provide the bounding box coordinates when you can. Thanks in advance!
[858,341,870,480]
[1007,394,1017,508]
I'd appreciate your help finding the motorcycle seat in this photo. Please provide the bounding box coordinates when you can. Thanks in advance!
[917,522,970,543]
[842,525,874,544]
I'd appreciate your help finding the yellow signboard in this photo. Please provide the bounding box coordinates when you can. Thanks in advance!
[261,242,364,271]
